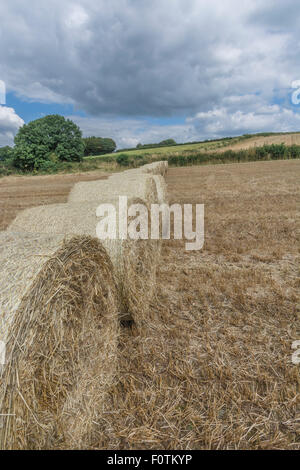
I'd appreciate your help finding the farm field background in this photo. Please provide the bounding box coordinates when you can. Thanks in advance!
[0,159,299,449]
[85,132,300,160]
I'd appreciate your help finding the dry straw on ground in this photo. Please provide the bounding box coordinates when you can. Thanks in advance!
[9,198,159,325]
[0,232,119,449]
[92,160,300,451]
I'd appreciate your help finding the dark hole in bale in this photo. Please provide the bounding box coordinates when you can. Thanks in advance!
[120,319,134,328]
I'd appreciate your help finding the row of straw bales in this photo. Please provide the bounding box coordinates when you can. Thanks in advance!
[0,161,168,449]
[68,161,168,204]
[9,197,159,325]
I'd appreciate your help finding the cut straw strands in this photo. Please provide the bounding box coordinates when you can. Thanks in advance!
[152,175,168,204]
[9,198,159,326]
[119,173,167,203]
[138,161,168,176]
[68,173,158,205]
[0,232,119,449]
[110,170,167,203]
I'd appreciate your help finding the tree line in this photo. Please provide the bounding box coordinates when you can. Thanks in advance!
[1,114,300,173]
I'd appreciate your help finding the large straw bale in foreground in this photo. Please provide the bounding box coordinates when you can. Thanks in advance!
[68,173,158,204]
[9,198,159,324]
[0,232,119,449]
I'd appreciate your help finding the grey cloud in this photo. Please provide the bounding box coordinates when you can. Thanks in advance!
[0,0,300,144]
[248,0,300,31]
[189,106,300,139]
[0,1,298,115]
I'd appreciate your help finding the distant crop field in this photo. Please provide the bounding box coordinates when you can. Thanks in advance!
[85,132,300,160]
[85,137,242,160]
[223,132,300,152]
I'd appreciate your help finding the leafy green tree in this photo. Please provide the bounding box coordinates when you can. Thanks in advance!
[13,115,84,171]
[135,139,177,150]
[0,146,13,161]
[116,153,130,166]
[159,138,176,146]
[83,137,116,156]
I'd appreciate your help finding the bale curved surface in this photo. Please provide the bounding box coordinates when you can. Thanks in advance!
[138,161,167,176]
[68,174,158,205]
[112,172,167,203]
[152,175,168,204]
[9,198,159,325]
[0,232,119,449]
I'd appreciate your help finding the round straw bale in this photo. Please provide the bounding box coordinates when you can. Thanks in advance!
[115,171,167,203]
[9,198,160,326]
[68,173,158,205]
[141,161,168,176]
[137,161,165,176]
[0,232,119,449]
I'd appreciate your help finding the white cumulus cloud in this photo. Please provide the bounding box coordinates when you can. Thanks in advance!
[0,106,24,146]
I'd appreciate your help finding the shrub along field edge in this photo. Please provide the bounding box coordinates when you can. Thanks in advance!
[106,143,300,168]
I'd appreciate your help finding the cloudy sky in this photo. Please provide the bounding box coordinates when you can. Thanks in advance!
[0,0,300,148]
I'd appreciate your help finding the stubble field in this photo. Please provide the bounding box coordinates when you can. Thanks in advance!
[99,159,299,450]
